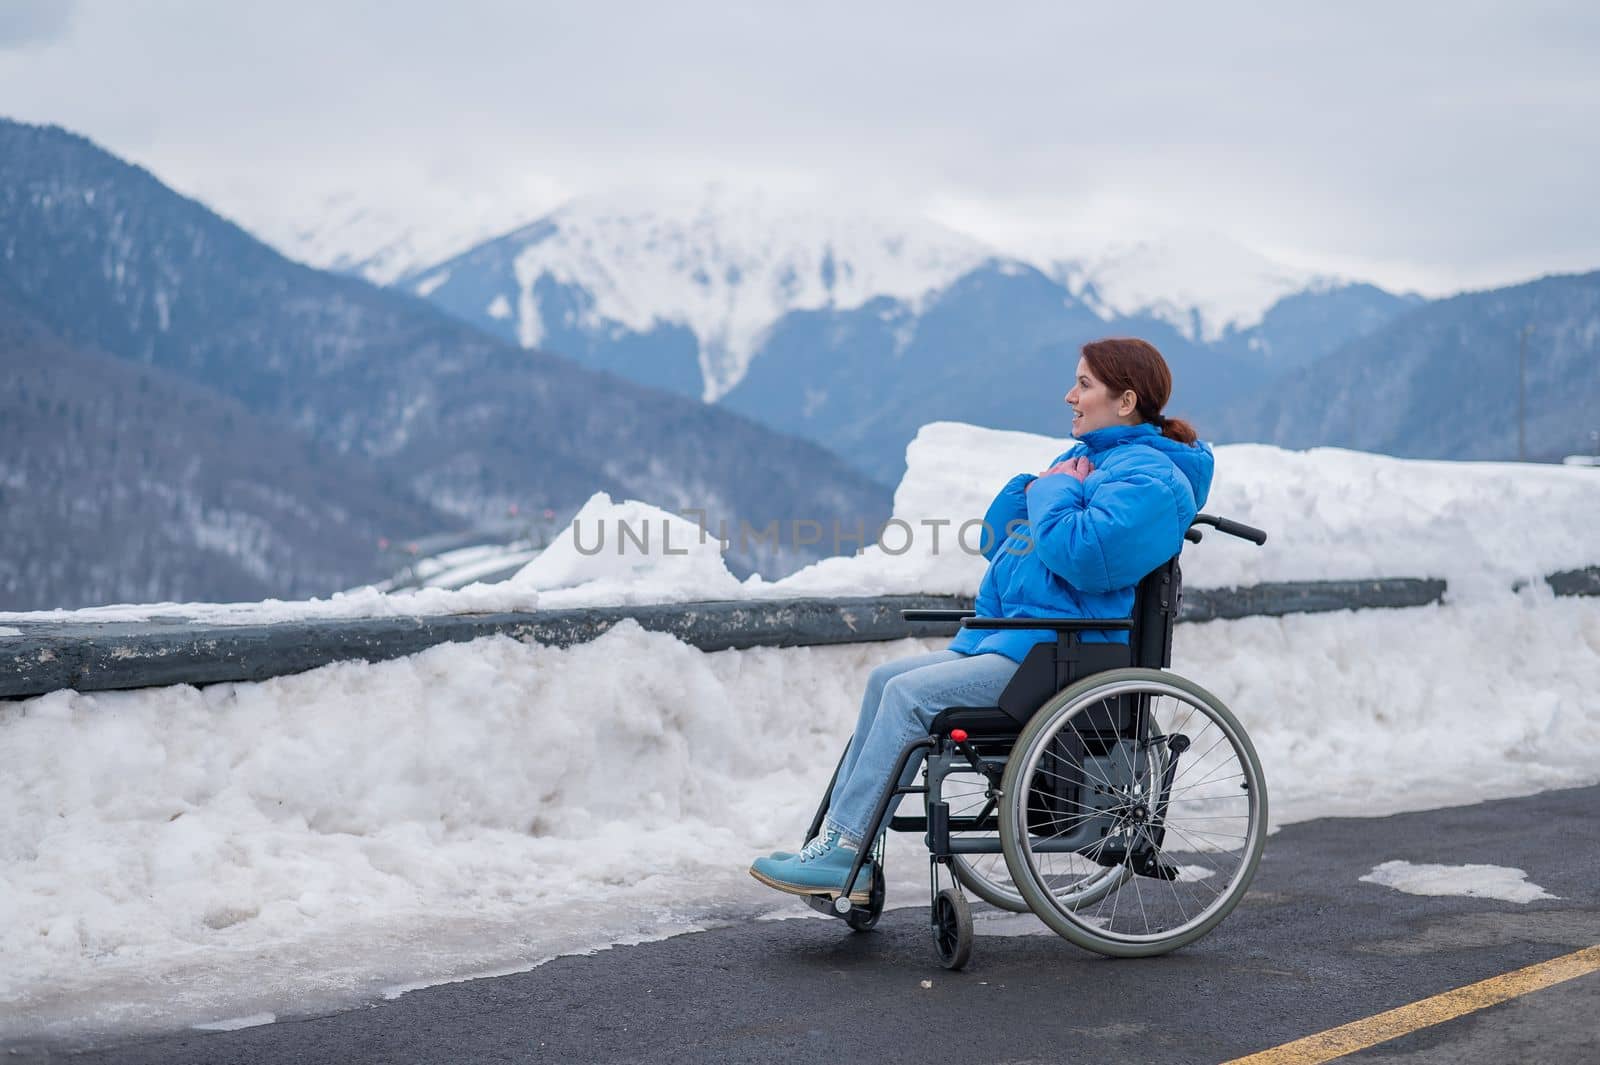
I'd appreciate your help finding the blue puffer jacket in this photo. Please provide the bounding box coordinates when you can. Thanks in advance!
[948,422,1214,662]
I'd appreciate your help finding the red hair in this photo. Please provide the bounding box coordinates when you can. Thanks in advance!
[1079,337,1198,445]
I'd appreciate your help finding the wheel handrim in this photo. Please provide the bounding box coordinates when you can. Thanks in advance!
[1006,674,1266,948]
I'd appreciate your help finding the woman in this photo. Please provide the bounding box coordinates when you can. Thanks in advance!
[749,337,1214,903]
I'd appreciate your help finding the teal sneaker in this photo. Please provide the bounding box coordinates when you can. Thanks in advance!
[769,830,880,863]
[749,831,873,904]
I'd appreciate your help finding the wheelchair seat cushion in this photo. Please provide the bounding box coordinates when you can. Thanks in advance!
[929,705,1021,740]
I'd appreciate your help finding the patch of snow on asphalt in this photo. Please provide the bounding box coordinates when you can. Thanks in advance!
[1359,861,1559,903]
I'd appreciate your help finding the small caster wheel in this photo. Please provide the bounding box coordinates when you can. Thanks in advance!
[846,862,886,932]
[931,887,972,970]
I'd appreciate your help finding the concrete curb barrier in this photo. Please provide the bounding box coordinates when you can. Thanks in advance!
[0,596,966,700]
[1547,565,1600,598]
[1180,578,1447,621]
[0,577,1465,700]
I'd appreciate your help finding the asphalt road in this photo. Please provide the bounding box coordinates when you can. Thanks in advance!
[14,784,1600,1064]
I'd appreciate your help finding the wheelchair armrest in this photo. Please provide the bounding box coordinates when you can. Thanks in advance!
[961,616,1134,631]
[902,609,977,621]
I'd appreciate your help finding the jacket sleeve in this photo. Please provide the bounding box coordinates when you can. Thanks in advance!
[1023,466,1181,592]
[979,474,1036,561]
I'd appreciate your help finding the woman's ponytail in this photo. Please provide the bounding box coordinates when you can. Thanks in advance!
[1157,414,1198,445]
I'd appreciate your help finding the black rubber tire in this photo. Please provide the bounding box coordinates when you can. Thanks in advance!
[931,887,973,970]
[999,668,1268,959]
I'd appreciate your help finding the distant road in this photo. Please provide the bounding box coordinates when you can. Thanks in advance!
[15,785,1600,1064]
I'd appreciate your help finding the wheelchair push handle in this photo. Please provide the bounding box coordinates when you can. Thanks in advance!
[1191,512,1268,545]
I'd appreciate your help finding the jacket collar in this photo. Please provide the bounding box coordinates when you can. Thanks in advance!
[1075,422,1162,452]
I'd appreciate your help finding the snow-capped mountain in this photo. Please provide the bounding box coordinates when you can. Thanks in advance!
[385,186,1380,397]
[401,185,992,401]
[235,178,1381,388]
[240,192,533,286]
[220,180,1428,476]
[345,183,1422,479]
[1051,229,1338,344]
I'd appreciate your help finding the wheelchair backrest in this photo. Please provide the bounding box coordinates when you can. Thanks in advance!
[993,554,1183,724]
[1131,555,1183,669]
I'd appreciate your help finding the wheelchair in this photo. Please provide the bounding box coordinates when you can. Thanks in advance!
[798,513,1269,969]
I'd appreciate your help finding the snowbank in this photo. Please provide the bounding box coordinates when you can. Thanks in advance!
[3,590,1599,1040]
[765,424,1600,601]
[4,423,1595,625]
[510,492,746,607]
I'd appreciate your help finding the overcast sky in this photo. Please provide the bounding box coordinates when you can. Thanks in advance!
[2,0,1596,294]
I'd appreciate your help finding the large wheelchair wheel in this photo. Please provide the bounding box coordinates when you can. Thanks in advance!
[944,769,1129,913]
[999,668,1267,958]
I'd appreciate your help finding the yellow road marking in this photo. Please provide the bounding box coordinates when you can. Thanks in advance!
[1224,943,1600,1065]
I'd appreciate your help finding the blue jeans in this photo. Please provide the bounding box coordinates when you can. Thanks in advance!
[824,649,1019,846]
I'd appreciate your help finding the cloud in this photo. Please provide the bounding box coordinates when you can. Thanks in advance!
[0,1,1595,293]
[0,0,76,51]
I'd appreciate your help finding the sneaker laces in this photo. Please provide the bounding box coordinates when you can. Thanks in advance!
[797,830,837,862]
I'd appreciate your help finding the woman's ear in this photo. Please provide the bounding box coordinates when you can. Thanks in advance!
[1119,390,1138,417]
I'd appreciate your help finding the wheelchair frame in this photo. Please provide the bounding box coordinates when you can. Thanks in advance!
[798,513,1269,967]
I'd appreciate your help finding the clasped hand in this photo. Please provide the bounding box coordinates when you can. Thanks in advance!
[1026,456,1094,489]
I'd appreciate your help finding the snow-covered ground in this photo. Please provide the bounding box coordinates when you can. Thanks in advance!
[2,425,1598,1042]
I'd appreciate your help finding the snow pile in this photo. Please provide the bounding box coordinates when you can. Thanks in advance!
[1171,593,1600,823]
[751,422,1048,600]
[2,592,1598,1040]
[765,423,1600,602]
[3,422,1596,627]
[1191,443,1600,595]
[1359,861,1559,904]
[508,492,745,607]
[0,628,914,1039]
[494,184,990,400]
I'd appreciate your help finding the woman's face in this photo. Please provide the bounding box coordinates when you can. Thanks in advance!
[1065,357,1137,437]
